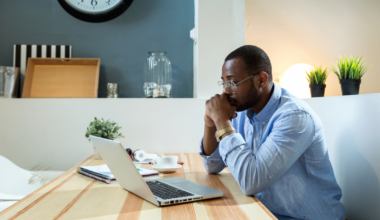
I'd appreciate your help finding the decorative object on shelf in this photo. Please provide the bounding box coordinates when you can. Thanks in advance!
[58,0,134,23]
[0,67,19,98]
[143,51,172,98]
[306,65,328,98]
[85,117,125,159]
[281,64,313,99]
[13,45,72,97]
[330,55,369,96]
[22,58,99,98]
[106,83,118,98]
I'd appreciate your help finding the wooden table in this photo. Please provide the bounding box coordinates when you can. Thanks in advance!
[0,153,276,220]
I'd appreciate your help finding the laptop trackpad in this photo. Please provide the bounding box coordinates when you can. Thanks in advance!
[159,177,222,196]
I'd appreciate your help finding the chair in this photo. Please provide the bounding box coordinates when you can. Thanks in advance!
[0,155,64,212]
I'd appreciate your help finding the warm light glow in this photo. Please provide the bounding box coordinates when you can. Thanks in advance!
[281,64,313,99]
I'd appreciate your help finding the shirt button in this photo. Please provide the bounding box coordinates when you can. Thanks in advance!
[263,122,266,125]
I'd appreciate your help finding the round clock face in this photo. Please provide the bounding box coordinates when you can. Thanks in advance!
[66,0,122,13]
[58,0,134,23]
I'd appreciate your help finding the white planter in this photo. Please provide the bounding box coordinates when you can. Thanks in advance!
[93,146,102,160]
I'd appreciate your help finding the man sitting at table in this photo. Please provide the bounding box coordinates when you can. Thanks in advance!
[200,45,345,220]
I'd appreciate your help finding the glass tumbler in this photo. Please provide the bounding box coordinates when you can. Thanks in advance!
[0,67,16,98]
[107,83,118,98]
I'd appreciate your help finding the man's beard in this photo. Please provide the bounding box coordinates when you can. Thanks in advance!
[228,83,261,112]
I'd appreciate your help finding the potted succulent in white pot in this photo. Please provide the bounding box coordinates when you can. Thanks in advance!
[330,55,370,95]
[85,117,124,159]
[306,65,328,97]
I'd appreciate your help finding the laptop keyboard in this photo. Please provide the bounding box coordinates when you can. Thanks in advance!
[146,180,194,200]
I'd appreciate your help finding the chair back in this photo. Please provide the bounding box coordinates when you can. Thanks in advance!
[0,155,45,195]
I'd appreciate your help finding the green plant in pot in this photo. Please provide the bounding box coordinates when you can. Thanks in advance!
[306,65,328,97]
[330,55,369,95]
[85,117,124,159]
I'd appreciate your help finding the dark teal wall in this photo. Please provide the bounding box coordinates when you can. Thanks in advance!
[0,0,194,97]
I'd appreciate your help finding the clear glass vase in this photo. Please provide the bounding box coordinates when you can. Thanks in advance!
[143,51,172,98]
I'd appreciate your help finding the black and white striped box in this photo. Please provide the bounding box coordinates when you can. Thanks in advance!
[13,45,72,97]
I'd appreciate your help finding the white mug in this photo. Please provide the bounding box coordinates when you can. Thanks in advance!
[153,156,178,168]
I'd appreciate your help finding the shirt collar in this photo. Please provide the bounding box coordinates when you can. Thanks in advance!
[246,83,282,123]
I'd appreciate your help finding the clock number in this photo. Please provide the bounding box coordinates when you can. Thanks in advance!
[106,0,111,5]
[91,0,97,6]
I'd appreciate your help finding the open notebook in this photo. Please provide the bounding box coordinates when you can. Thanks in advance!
[77,164,159,184]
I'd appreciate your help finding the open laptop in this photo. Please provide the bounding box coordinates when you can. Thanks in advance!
[89,135,223,206]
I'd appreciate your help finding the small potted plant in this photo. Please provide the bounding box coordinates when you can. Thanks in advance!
[85,117,124,159]
[306,65,328,97]
[330,55,369,95]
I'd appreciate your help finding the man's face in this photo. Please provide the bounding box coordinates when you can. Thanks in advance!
[221,58,261,112]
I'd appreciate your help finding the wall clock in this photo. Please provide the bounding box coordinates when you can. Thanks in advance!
[58,0,134,23]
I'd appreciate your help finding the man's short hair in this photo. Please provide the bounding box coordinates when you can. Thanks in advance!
[225,45,272,82]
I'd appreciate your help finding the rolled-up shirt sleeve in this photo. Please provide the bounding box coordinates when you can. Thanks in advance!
[219,111,315,196]
[199,138,226,174]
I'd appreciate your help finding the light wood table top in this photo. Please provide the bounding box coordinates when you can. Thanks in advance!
[0,153,276,220]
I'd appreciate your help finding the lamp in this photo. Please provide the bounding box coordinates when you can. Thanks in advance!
[281,64,313,99]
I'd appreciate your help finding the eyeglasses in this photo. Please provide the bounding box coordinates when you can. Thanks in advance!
[218,72,260,94]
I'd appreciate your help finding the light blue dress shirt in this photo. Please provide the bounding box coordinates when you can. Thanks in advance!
[200,83,345,220]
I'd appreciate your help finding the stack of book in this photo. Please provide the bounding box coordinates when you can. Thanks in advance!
[76,164,159,184]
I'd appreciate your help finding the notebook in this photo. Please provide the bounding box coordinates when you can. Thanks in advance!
[77,164,159,184]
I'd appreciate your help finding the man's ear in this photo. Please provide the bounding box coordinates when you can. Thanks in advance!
[259,71,269,88]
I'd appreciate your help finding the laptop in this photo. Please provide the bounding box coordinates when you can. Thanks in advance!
[89,135,223,206]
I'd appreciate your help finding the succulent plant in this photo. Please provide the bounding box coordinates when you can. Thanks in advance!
[306,65,328,85]
[330,55,369,80]
[85,117,124,142]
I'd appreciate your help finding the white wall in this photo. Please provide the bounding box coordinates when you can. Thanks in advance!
[245,0,380,97]
[0,99,205,171]
[196,0,245,98]
[191,0,199,98]
[305,94,380,219]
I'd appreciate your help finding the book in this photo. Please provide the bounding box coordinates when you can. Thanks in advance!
[77,168,116,184]
[76,164,159,184]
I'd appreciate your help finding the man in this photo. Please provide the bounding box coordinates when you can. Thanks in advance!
[200,45,345,220]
